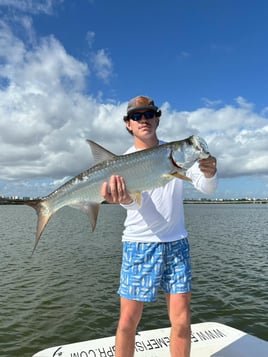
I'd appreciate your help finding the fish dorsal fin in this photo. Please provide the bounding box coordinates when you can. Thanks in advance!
[87,140,117,165]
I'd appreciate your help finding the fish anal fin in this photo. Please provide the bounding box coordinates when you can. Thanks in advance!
[86,140,117,165]
[85,203,100,232]
[71,202,100,232]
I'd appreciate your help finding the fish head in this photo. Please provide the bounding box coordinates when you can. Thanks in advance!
[190,135,210,159]
[170,135,210,170]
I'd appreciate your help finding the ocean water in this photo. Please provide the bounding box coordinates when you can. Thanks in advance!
[0,203,267,356]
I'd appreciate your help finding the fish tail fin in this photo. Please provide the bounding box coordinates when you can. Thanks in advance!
[24,199,53,255]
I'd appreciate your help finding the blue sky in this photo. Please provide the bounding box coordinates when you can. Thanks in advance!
[0,0,267,199]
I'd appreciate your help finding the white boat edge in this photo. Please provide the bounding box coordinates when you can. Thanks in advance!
[32,321,267,357]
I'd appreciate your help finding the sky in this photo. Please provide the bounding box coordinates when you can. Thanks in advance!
[0,0,267,200]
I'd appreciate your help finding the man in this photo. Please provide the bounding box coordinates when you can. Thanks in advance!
[101,96,217,357]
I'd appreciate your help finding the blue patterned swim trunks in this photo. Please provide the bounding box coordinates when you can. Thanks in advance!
[117,238,192,302]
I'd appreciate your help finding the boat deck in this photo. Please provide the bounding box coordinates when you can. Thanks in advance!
[33,321,268,357]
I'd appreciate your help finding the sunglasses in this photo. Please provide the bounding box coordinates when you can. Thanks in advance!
[129,110,156,121]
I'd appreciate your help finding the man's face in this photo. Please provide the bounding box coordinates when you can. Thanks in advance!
[126,110,159,138]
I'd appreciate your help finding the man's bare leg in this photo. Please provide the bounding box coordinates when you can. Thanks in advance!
[166,292,191,357]
[115,298,144,357]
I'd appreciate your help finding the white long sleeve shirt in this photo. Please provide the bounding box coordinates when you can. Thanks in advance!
[121,140,218,242]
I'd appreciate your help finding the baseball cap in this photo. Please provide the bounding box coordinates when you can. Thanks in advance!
[126,96,159,116]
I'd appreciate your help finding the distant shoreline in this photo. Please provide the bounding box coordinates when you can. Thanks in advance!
[0,199,267,205]
[184,199,267,204]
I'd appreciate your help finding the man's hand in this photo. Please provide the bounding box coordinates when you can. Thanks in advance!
[101,175,133,204]
[199,156,217,178]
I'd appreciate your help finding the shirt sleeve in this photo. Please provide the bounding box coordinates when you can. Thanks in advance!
[187,161,218,195]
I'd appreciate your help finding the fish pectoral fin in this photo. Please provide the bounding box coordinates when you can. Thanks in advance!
[169,172,192,182]
[71,202,100,232]
[86,140,117,165]
[130,192,142,206]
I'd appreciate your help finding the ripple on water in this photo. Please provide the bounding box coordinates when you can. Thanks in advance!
[0,204,267,357]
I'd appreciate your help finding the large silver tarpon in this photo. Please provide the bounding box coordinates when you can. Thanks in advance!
[1,135,210,253]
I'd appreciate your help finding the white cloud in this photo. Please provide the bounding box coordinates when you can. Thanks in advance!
[1,82,267,198]
[0,42,123,189]
[182,104,267,179]
[86,31,95,48]
[92,49,113,82]
[0,7,267,199]
[0,0,61,15]
[201,97,223,108]
[178,51,190,60]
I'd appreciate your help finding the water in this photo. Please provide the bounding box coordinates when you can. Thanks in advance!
[0,203,267,356]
